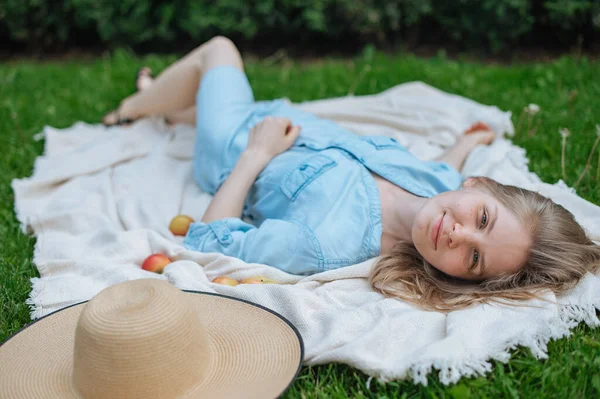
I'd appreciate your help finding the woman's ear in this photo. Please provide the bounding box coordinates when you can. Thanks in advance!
[461,177,479,189]
[461,176,494,189]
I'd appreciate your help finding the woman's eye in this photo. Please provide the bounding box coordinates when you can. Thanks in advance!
[472,250,479,267]
[480,210,488,228]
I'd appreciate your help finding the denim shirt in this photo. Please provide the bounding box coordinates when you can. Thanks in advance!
[183,99,463,275]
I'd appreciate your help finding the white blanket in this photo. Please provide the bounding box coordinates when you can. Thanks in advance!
[12,82,600,385]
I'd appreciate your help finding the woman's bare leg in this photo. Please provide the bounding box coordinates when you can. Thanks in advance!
[165,106,197,125]
[130,67,197,125]
[105,36,243,123]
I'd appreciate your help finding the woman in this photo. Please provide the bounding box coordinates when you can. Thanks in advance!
[104,37,600,311]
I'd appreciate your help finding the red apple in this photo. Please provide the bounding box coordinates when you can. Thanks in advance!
[239,276,279,284]
[169,215,195,236]
[212,276,239,286]
[141,254,171,274]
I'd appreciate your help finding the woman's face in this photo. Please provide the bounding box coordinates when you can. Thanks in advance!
[411,183,531,280]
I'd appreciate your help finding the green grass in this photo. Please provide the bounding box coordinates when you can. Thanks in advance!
[1,49,600,398]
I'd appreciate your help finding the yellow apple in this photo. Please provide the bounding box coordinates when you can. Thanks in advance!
[212,276,239,286]
[141,254,171,274]
[169,215,195,236]
[240,276,279,284]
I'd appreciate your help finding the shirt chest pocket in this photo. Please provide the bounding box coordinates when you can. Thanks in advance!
[281,154,337,201]
[364,136,399,150]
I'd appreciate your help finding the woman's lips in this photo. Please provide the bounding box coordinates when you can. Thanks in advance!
[431,213,444,250]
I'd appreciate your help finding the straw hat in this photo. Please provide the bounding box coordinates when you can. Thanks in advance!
[0,279,304,399]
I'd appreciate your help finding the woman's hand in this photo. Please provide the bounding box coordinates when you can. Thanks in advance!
[246,117,301,161]
[435,122,496,172]
[463,121,495,146]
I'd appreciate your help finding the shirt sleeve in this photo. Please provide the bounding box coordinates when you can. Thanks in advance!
[182,218,323,275]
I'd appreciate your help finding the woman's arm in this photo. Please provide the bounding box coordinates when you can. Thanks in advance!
[201,151,270,223]
[435,128,495,172]
[201,116,301,223]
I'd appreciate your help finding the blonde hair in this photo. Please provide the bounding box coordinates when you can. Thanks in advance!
[368,176,600,312]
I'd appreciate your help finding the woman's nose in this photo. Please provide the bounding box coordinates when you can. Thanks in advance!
[448,223,473,249]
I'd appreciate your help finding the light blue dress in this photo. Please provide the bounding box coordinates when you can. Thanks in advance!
[183,66,463,275]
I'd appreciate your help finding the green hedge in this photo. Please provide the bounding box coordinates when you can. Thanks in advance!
[1,0,599,53]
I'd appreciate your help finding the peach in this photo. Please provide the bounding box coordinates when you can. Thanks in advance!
[169,215,195,236]
[240,276,279,284]
[141,254,171,274]
[212,276,239,286]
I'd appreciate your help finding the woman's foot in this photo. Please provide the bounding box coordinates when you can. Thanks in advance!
[102,109,135,127]
[102,66,178,127]
[102,102,172,128]
[102,67,153,126]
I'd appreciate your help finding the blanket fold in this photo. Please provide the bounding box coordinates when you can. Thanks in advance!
[12,81,600,385]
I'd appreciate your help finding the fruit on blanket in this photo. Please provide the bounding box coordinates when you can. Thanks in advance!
[240,276,279,284]
[142,254,171,274]
[212,276,239,286]
[169,215,195,236]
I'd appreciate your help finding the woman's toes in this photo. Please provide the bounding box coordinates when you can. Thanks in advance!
[137,76,153,91]
[136,67,154,91]
[102,111,120,126]
[102,109,135,127]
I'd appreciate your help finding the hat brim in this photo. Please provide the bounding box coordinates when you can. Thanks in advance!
[0,290,304,399]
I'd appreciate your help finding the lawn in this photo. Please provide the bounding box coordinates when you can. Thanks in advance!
[1,49,599,398]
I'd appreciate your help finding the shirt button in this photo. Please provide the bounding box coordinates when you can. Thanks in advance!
[222,234,230,240]
[299,164,308,171]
